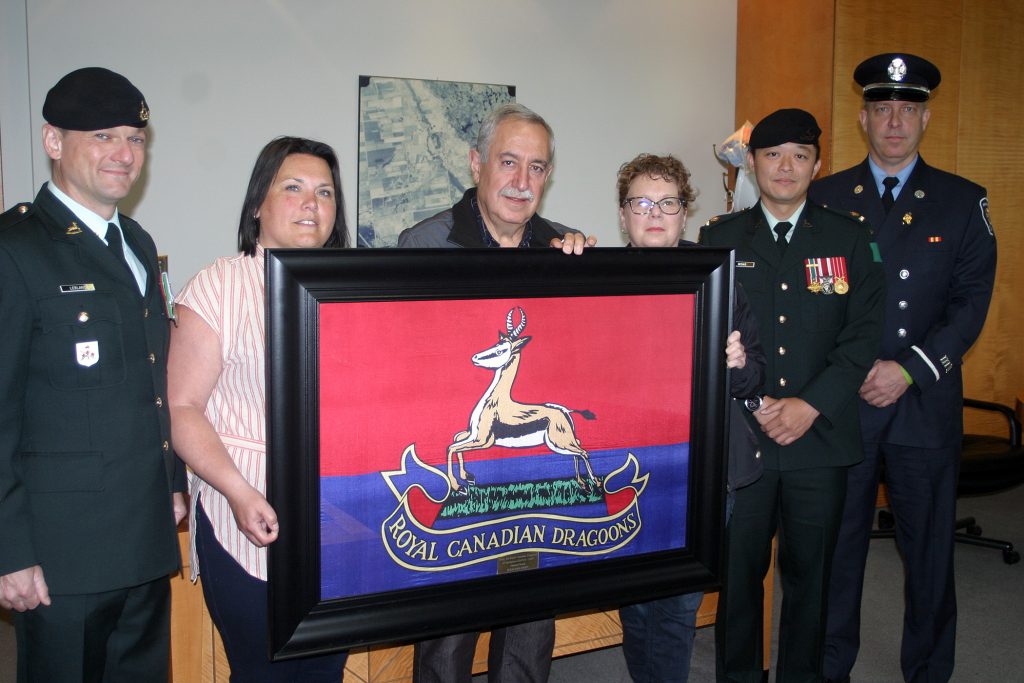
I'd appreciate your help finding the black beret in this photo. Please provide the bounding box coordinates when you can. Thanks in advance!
[854,53,940,102]
[42,67,150,130]
[748,108,821,150]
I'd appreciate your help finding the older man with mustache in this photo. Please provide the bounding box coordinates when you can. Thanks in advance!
[399,103,591,253]
[398,103,592,682]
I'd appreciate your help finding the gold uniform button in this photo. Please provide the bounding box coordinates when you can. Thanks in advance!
[18,205,28,214]
[778,346,786,355]
[148,353,157,363]
[162,441,170,452]
[155,396,164,408]
[780,282,789,291]
[779,377,788,387]
[778,315,787,324]
[78,311,89,323]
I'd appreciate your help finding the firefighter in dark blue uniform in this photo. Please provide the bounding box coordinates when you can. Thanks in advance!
[809,53,997,683]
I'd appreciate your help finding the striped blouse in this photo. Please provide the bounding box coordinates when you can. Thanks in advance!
[176,246,269,580]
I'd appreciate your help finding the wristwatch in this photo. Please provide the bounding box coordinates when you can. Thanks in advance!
[744,394,765,412]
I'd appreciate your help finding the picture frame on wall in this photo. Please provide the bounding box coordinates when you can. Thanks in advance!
[265,247,734,659]
[356,75,515,248]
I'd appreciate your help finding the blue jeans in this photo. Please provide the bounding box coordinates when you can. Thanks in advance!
[620,590,703,683]
[620,492,736,682]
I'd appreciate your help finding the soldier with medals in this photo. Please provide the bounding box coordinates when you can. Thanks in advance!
[0,68,185,681]
[810,53,997,683]
[700,108,885,682]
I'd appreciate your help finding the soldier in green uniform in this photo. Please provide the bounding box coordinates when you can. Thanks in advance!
[0,67,184,682]
[700,108,885,683]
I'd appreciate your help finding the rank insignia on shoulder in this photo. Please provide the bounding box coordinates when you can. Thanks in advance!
[805,256,849,295]
[66,221,82,235]
[736,260,756,268]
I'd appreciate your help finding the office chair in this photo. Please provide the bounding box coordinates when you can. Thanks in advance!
[952,398,1023,564]
[873,398,1024,564]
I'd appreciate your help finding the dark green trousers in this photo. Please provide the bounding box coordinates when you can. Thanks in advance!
[716,466,847,683]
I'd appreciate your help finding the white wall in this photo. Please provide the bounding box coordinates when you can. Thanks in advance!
[1,0,737,289]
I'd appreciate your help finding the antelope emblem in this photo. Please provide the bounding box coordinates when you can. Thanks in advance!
[446,307,601,496]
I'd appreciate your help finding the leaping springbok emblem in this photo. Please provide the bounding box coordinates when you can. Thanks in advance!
[446,307,601,496]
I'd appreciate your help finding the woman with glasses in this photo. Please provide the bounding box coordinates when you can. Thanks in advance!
[615,153,765,682]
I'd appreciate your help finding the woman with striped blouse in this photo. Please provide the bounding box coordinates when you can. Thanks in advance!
[168,137,348,681]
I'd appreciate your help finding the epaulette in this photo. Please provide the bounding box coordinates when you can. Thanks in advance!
[817,203,876,237]
[701,211,746,230]
[818,203,867,225]
[0,202,34,231]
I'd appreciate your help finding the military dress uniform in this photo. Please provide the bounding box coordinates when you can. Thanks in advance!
[810,156,996,682]
[700,200,884,682]
[0,187,182,681]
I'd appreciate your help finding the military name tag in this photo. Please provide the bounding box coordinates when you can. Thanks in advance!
[736,261,756,268]
[76,341,99,367]
[59,283,96,294]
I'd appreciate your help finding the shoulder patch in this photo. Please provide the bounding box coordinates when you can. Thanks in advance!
[980,196,994,236]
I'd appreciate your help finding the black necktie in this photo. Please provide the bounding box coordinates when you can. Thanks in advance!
[105,223,133,275]
[881,176,899,214]
[773,221,792,254]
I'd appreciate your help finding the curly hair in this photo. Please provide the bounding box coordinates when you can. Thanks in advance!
[616,153,696,207]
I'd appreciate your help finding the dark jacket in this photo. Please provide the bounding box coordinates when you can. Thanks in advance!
[397,188,572,247]
[700,201,885,470]
[727,282,766,490]
[809,158,996,447]
[0,185,181,594]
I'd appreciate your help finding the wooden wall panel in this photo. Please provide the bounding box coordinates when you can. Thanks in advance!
[736,0,836,173]
[958,0,1024,428]
[830,0,962,174]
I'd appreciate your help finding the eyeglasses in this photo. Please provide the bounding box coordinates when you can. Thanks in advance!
[623,196,686,215]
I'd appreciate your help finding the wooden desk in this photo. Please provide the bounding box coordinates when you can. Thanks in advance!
[169,528,777,682]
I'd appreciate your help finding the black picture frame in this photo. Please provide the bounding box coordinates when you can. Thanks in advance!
[266,247,734,660]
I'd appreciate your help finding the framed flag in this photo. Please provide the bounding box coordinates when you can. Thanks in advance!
[266,247,734,659]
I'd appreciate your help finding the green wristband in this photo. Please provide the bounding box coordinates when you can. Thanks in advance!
[899,365,913,385]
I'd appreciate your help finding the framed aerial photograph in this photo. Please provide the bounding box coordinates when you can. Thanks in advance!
[356,75,515,247]
[266,247,734,659]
